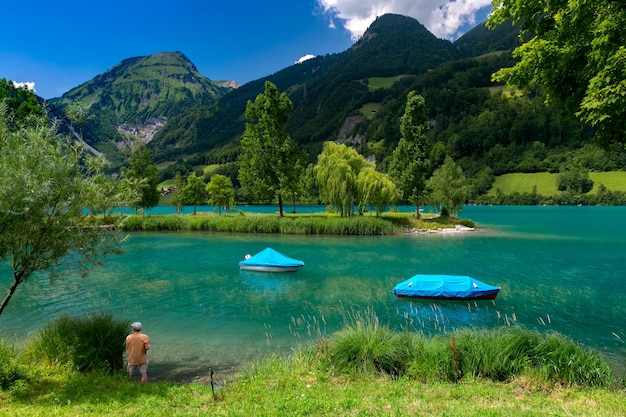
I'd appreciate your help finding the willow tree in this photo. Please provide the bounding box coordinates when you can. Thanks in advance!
[489,0,626,148]
[0,102,135,316]
[387,92,431,217]
[238,81,305,216]
[314,142,372,216]
[357,167,399,215]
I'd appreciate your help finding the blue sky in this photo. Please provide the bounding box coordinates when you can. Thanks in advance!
[1,0,491,99]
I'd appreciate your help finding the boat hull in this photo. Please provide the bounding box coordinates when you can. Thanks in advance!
[392,274,500,300]
[394,289,499,300]
[239,265,303,273]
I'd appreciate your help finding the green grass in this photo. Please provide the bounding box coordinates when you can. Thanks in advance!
[359,102,381,119]
[2,323,624,416]
[488,171,626,196]
[365,75,408,90]
[117,212,473,235]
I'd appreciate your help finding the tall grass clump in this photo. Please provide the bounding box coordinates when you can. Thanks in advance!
[531,331,614,387]
[25,312,129,373]
[453,327,540,382]
[405,335,458,382]
[325,309,419,377]
[0,341,31,389]
[318,310,615,388]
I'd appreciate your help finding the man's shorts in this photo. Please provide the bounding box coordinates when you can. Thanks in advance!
[127,363,148,374]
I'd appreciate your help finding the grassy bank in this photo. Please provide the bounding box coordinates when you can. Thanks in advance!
[118,212,475,235]
[2,367,623,416]
[2,317,625,416]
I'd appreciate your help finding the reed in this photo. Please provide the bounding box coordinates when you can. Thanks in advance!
[119,213,400,235]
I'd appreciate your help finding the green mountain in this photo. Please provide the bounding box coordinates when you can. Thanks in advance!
[48,51,235,167]
[52,13,610,189]
[149,14,465,164]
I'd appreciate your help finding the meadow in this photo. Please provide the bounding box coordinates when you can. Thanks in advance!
[488,171,626,196]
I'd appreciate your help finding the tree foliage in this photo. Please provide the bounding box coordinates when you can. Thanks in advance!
[206,174,235,215]
[489,0,626,148]
[179,173,206,215]
[357,167,399,215]
[557,165,594,194]
[124,145,160,213]
[427,156,468,216]
[0,78,44,130]
[238,81,305,216]
[0,99,132,315]
[387,92,431,215]
[314,142,373,216]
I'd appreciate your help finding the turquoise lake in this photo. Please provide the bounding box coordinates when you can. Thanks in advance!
[1,205,625,382]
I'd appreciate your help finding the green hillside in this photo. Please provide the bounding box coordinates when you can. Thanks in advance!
[48,52,234,168]
[489,172,626,196]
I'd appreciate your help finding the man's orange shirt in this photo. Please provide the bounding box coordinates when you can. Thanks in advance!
[126,332,150,365]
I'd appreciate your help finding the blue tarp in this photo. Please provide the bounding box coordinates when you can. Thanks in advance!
[392,274,500,300]
[239,247,304,269]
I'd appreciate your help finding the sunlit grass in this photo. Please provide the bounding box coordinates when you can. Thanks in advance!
[489,171,626,196]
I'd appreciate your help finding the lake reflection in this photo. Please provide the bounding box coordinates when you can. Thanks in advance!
[1,206,625,382]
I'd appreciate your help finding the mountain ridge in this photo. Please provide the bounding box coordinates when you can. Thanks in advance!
[48,51,235,166]
[49,14,523,172]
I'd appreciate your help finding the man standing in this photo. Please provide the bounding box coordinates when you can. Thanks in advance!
[126,321,150,382]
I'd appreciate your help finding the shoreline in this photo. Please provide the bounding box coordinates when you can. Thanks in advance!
[403,224,477,234]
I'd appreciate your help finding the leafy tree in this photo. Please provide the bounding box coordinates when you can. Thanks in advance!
[387,92,431,217]
[206,174,235,215]
[427,156,468,217]
[557,166,594,194]
[238,81,304,216]
[124,146,160,213]
[65,100,93,144]
[489,1,626,148]
[0,104,131,316]
[314,142,372,216]
[0,78,44,129]
[356,167,399,215]
[172,172,185,214]
[179,173,206,215]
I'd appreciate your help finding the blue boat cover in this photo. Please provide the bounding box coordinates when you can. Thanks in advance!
[239,247,304,268]
[392,274,499,299]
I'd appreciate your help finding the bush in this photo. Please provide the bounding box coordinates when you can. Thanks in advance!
[0,341,30,389]
[27,312,129,373]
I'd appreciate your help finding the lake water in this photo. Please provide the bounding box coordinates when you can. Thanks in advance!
[1,205,625,382]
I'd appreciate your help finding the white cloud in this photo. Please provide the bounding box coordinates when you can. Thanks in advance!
[316,0,491,40]
[295,54,317,64]
[12,81,36,92]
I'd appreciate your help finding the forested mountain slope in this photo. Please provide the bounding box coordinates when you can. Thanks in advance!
[48,52,234,167]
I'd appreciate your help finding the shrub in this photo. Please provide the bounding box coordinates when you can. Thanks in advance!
[0,341,30,389]
[27,312,129,373]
